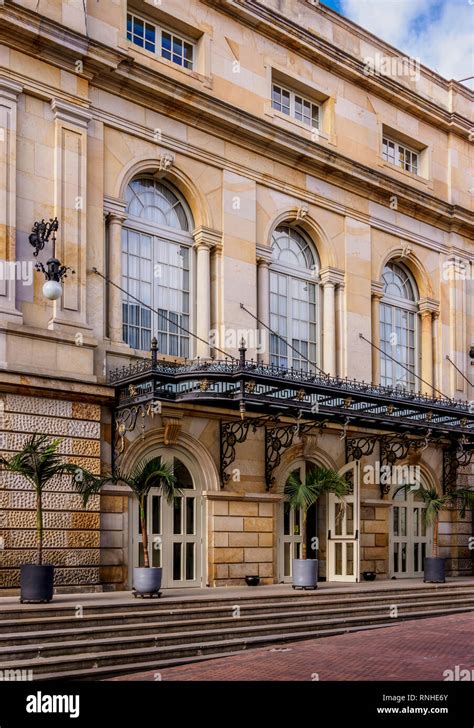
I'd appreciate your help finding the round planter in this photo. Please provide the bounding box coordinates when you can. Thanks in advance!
[245,575,260,586]
[20,564,54,603]
[363,571,377,582]
[133,567,162,596]
[292,559,318,590]
[424,557,445,583]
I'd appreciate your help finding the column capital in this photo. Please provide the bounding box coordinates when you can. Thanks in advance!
[371,281,385,299]
[104,196,127,222]
[418,297,440,317]
[256,244,273,266]
[320,267,344,287]
[50,98,92,129]
[0,77,23,101]
[193,226,222,250]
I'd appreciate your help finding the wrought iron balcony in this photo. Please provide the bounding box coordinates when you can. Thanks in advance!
[108,343,474,439]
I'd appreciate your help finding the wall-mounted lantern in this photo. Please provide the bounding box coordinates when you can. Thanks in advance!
[29,218,74,300]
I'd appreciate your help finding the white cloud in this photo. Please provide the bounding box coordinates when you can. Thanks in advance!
[341,0,474,86]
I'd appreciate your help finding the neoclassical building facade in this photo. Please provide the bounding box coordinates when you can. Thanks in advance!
[0,0,472,591]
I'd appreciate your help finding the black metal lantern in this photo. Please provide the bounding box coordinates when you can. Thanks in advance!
[29,218,74,300]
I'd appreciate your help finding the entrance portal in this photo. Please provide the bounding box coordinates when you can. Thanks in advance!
[131,455,203,588]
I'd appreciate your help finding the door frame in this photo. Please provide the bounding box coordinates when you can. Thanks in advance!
[128,449,206,588]
[326,460,361,582]
[389,486,432,578]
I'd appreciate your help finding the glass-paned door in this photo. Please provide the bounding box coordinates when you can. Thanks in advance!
[327,461,360,582]
[132,455,202,588]
[391,489,431,577]
[279,463,316,582]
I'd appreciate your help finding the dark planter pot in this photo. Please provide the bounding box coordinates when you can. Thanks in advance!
[20,564,54,603]
[424,557,446,583]
[133,567,162,597]
[363,571,377,581]
[245,575,260,586]
[292,559,318,590]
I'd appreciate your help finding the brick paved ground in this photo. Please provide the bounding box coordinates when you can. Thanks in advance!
[112,612,474,681]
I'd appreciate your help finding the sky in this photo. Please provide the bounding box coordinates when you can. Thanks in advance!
[321,0,474,86]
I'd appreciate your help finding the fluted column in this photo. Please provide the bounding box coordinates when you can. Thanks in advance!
[193,226,221,359]
[106,207,127,344]
[256,245,272,362]
[371,283,384,386]
[320,268,343,377]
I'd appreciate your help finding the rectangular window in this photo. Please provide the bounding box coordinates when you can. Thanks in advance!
[272,83,320,130]
[382,136,419,175]
[127,12,194,70]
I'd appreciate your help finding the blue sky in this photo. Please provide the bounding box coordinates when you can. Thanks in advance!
[320,0,474,85]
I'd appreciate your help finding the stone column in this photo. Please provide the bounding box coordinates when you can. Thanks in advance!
[432,310,440,394]
[320,268,343,377]
[419,298,439,396]
[104,201,127,345]
[256,245,272,363]
[193,227,221,359]
[371,283,384,386]
[0,78,23,324]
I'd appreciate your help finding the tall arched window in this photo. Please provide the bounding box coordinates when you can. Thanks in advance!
[122,178,193,355]
[380,261,418,390]
[269,225,320,371]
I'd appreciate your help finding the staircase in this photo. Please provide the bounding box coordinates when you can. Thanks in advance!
[0,581,473,680]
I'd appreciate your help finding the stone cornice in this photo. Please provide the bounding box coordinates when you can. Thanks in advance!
[1,0,472,138]
[202,0,473,136]
[90,72,473,237]
[418,297,441,316]
[256,244,273,264]
[1,2,472,241]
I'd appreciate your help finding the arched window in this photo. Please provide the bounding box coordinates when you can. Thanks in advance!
[269,225,320,371]
[122,178,193,355]
[380,261,418,390]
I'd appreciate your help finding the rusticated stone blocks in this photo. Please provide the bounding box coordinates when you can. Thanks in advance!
[0,394,104,591]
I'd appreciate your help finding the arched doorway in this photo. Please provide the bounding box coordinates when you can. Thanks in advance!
[130,452,203,588]
[390,485,432,577]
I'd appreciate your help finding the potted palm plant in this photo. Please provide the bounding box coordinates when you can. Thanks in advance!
[0,434,99,603]
[76,456,178,596]
[284,466,350,589]
[394,483,474,583]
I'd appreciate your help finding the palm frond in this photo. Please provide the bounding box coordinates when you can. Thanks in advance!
[284,466,350,512]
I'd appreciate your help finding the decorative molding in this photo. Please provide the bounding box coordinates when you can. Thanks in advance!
[163,417,183,446]
[320,267,345,287]
[50,98,92,129]
[418,297,441,316]
[371,281,385,299]
[256,244,273,265]
[193,226,223,249]
[0,77,23,100]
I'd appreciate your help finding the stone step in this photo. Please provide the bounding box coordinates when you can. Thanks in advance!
[0,604,471,668]
[1,583,472,625]
[0,596,473,646]
[0,607,471,680]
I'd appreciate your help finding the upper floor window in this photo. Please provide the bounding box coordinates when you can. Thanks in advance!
[272,84,320,129]
[269,226,320,372]
[382,136,418,175]
[127,12,194,70]
[380,262,419,391]
[122,178,193,356]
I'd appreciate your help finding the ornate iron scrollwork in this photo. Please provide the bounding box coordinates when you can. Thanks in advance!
[220,416,273,487]
[442,440,474,493]
[113,401,160,470]
[379,431,434,497]
[265,419,328,491]
[346,435,379,462]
